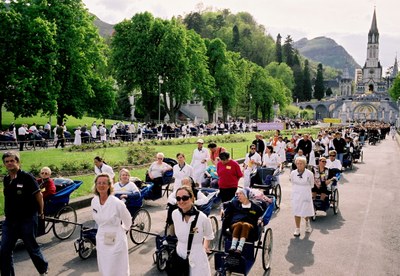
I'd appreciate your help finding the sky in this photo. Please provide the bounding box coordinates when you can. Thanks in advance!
[82,0,399,70]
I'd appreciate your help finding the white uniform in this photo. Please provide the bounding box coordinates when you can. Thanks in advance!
[113,181,140,195]
[91,124,98,139]
[275,140,286,163]
[190,147,209,186]
[74,129,81,145]
[243,152,262,188]
[262,153,280,169]
[94,163,115,181]
[326,159,342,170]
[172,209,214,276]
[91,195,132,276]
[290,169,314,217]
[172,163,194,191]
[308,142,316,166]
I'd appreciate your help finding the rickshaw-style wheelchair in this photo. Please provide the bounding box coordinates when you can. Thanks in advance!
[312,168,341,221]
[74,184,153,259]
[214,196,275,275]
[0,178,82,242]
[250,167,282,209]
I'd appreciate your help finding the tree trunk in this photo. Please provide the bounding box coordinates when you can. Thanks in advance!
[0,98,4,129]
[57,113,64,126]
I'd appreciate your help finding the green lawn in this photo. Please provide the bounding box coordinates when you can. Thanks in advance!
[0,128,321,215]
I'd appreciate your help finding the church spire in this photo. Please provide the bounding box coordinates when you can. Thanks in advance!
[392,55,399,78]
[368,8,379,43]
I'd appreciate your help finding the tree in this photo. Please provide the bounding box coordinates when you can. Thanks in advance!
[303,59,312,101]
[292,54,304,102]
[275,33,283,63]
[282,35,294,67]
[314,63,325,100]
[0,1,57,128]
[389,75,400,101]
[232,25,240,52]
[34,0,115,124]
[183,12,204,34]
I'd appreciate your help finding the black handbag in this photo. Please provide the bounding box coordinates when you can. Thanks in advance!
[166,211,200,276]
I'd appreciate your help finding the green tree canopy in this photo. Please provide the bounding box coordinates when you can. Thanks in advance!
[303,59,312,101]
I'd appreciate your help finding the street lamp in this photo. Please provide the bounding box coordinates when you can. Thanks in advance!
[248,94,252,123]
[158,75,163,124]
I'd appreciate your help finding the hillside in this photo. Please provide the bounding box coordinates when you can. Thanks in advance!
[294,36,361,77]
[93,15,114,37]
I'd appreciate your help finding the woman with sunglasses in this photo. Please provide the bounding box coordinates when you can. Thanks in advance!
[37,167,56,201]
[243,144,262,188]
[171,186,214,276]
[326,150,343,170]
[311,157,336,201]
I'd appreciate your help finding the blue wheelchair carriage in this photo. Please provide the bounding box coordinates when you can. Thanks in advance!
[0,178,82,242]
[74,183,154,259]
[153,189,220,272]
[214,196,275,275]
[312,168,341,221]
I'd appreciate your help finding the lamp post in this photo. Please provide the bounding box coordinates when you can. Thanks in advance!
[158,75,163,124]
[248,94,252,123]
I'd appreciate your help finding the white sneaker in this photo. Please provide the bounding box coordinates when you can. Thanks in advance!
[305,221,312,233]
[293,228,300,237]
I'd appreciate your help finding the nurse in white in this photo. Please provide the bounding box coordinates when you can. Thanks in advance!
[190,139,209,186]
[91,173,132,276]
[243,145,262,188]
[172,153,194,191]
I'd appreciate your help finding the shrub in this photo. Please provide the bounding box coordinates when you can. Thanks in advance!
[127,145,157,165]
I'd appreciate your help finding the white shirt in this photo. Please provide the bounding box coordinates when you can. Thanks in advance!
[94,163,115,180]
[262,153,280,169]
[172,163,194,191]
[326,159,342,170]
[18,126,27,136]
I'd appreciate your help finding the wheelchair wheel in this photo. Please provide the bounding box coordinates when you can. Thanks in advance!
[156,248,169,271]
[332,189,339,215]
[274,184,282,209]
[130,208,151,244]
[78,238,95,259]
[262,227,273,271]
[163,183,173,197]
[209,215,219,250]
[53,205,77,240]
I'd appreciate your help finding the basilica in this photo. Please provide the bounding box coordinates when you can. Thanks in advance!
[299,8,399,123]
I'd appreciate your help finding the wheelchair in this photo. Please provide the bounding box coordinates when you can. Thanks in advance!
[312,168,341,221]
[250,167,282,209]
[214,197,275,275]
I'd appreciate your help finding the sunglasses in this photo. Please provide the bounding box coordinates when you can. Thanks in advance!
[176,195,191,202]
[250,148,256,150]
[40,172,49,175]
[329,155,336,157]
[320,161,327,163]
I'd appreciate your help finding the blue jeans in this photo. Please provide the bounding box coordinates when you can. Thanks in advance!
[0,216,48,275]
[337,153,344,165]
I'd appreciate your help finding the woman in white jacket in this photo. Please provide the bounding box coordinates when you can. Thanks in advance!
[91,173,132,276]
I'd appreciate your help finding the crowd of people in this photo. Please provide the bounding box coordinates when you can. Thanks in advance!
[1,120,397,275]
[1,119,321,151]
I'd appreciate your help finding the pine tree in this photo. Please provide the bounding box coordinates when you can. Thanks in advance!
[282,35,294,67]
[292,54,304,101]
[275,33,282,64]
[314,63,325,100]
[303,59,312,101]
[232,25,240,52]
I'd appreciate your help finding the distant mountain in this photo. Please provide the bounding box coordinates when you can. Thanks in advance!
[294,36,361,77]
[92,15,114,38]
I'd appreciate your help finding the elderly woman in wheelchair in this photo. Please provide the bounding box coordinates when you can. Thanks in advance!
[221,188,272,254]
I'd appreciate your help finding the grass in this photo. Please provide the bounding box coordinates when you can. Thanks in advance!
[0,108,318,215]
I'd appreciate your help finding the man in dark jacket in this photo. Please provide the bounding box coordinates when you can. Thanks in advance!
[252,134,265,157]
[333,132,346,164]
[296,133,312,162]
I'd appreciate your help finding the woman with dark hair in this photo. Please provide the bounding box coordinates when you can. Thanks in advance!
[262,145,281,169]
[172,153,194,191]
[91,173,132,276]
[94,156,115,182]
[170,186,214,275]
[217,152,243,203]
